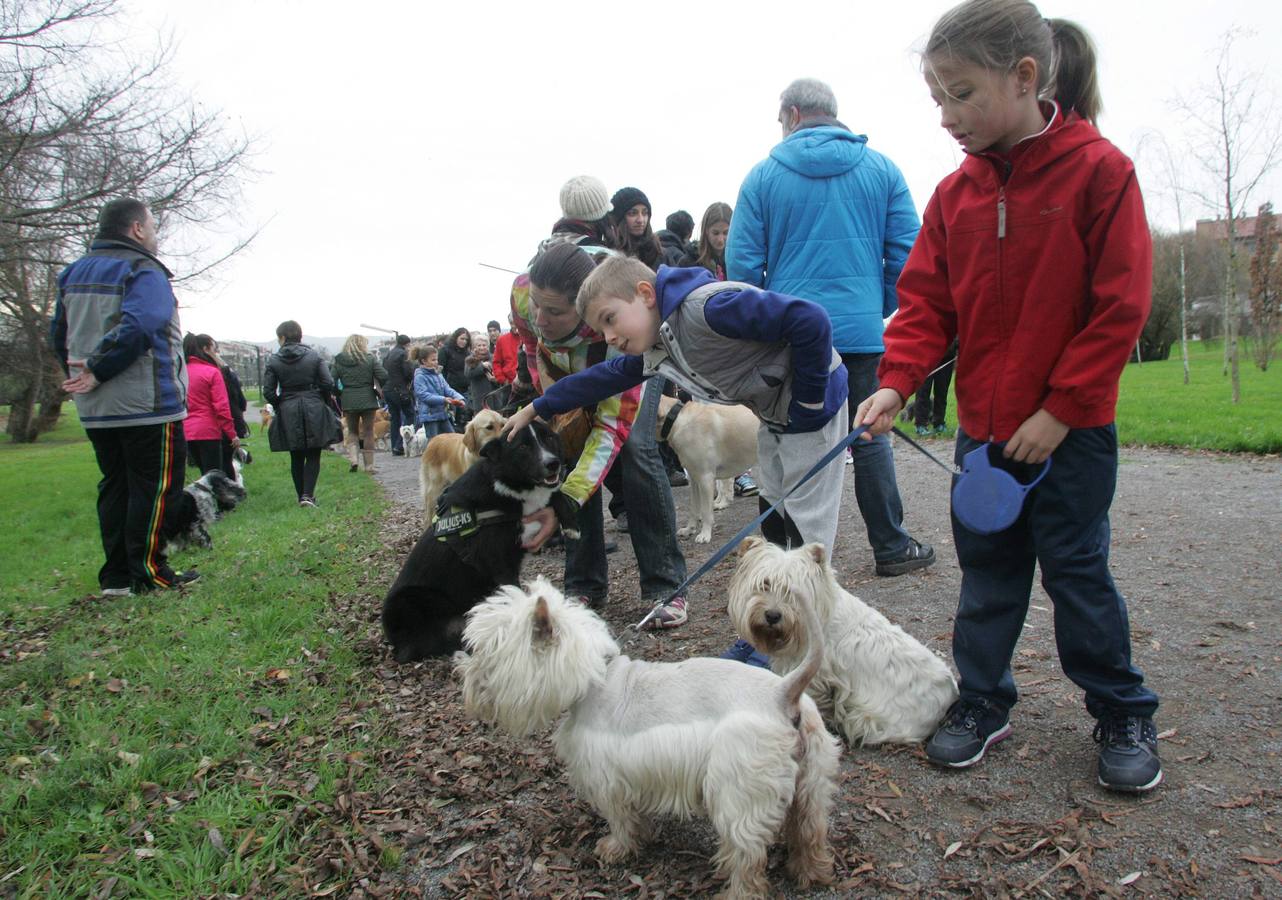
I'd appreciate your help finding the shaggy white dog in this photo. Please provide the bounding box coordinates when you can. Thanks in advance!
[458,577,840,899]
[727,538,958,746]
[404,425,429,458]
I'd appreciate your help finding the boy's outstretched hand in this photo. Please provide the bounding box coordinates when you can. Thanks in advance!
[854,388,904,439]
[502,403,543,441]
[1003,409,1068,464]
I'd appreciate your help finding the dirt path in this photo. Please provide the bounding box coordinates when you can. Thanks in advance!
[353,440,1282,897]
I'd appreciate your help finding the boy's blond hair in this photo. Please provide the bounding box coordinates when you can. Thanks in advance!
[575,255,656,319]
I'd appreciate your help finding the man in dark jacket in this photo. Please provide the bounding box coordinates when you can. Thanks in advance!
[656,210,695,267]
[383,333,416,455]
[50,198,199,595]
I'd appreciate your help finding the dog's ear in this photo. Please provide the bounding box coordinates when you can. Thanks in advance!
[805,542,828,566]
[531,595,554,643]
[463,421,481,454]
[738,535,764,557]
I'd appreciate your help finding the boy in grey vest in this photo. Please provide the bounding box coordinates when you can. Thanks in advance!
[505,255,849,560]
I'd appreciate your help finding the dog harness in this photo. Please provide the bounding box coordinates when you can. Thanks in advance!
[432,504,522,569]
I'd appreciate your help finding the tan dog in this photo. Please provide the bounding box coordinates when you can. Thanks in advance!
[259,404,274,434]
[656,396,759,543]
[419,409,507,522]
[372,417,392,451]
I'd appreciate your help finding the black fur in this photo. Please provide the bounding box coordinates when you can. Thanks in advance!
[382,421,565,662]
[163,470,247,552]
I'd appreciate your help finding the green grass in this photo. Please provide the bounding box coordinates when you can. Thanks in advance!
[1116,339,1282,453]
[0,425,392,897]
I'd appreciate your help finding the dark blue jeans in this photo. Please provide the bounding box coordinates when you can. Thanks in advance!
[951,426,1158,720]
[387,394,414,452]
[565,377,687,603]
[841,352,913,559]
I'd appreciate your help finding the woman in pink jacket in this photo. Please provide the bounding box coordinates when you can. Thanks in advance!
[183,332,239,478]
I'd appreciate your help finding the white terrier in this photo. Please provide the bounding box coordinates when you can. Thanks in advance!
[404,425,429,458]
[458,576,840,899]
[727,538,959,747]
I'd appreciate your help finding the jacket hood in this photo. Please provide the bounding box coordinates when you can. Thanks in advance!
[656,265,719,321]
[275,343,312,364]
[770,125,868,178]
[962,105,1103,183]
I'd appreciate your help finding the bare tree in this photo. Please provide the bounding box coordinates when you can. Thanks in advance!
[1137,132,1195,383]
[1249,203,1280,370]
[1,0,256,442]
[1175,29,1281,403]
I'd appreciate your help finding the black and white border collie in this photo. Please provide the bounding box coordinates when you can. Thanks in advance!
[164,469,247,553]
[382,420,566,662]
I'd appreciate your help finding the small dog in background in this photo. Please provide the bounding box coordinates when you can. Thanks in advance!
[231,445,252,488]
[372,417,392,451]
[258,404,274,434]
[727,538,958,746]
[164,470,247,553]
[403,425,429,458]
[420,409,506,522]
[459,576,839,898]
[656,396,759,543]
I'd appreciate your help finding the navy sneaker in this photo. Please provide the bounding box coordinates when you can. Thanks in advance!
[1094,714,1163,793]
[926,698,1012,768]
[720,639,771,670]
[733,473,759,497]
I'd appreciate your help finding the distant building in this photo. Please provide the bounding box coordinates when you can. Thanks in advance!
[1195,213,1261,256]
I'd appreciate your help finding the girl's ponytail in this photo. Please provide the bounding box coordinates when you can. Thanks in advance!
[1048,18,1102,124]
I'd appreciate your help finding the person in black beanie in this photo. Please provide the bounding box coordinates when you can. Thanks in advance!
[610,186,663,271]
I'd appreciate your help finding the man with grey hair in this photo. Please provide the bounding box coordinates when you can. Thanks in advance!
[727,77,934,577]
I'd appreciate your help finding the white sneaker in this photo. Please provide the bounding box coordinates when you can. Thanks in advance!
[100,587,133,598]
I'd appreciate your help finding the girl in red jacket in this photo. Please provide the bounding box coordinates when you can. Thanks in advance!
[183,332,239,478]
[856,0,1160,793]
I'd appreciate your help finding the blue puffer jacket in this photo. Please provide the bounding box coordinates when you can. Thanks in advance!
[726,123,920,354]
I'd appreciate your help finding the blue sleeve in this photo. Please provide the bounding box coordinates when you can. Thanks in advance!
[413,370,445,410]
[882,162,921,318]
[87,268,174,383]
[702,288,833,405]
[50,295,69,374]
[531,355,646,419]
[726,166,767,287]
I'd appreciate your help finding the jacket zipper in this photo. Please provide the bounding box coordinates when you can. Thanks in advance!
[990,183,1008,440]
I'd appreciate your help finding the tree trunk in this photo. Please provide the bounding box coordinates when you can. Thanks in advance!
[5,385,38,443]
[1226,256,1241,403]
[1179,240,1190,384]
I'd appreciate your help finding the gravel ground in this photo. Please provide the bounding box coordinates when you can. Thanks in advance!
[348,437,1282,897]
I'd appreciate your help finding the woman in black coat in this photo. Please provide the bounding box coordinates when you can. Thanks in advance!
[437,327,473,426]
[263,320,343,507]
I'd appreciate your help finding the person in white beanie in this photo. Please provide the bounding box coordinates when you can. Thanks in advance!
[533,175,616,259]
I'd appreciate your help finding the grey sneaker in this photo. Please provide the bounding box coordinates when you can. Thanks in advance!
[100,586,134,598]
[926,698,1012,768]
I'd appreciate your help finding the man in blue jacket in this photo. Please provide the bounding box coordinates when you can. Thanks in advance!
[727,78,934,577]
[51,198,198,596]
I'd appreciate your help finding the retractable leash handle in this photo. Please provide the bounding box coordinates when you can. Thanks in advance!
[627,424,872,637]
[951,442,1051,535]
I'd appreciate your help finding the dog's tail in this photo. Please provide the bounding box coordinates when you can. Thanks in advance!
[777,588,824,718]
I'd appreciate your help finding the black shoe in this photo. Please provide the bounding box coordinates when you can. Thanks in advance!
[604,539,618,554]
[926,698,1012,768]
[875,538,936,576]
[349,463,359,472]
[392,449,405,457]
[668,469,689,487]
[132,570,201,594]
[615,512,629,533]
[1094,714,1163,793]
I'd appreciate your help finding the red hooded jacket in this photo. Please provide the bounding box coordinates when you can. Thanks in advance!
[879,107,1151,442]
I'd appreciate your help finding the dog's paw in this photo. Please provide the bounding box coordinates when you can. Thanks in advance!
[594,834,634,865]
[713,497,731,511]
[677,525,694,538]
[695,530,713,544]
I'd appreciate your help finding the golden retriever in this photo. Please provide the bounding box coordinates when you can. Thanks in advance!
[419,409,507,522]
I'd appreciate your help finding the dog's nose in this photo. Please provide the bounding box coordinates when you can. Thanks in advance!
[765,610,781,625]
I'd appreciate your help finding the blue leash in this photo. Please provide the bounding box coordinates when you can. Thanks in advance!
[631,424,871,633]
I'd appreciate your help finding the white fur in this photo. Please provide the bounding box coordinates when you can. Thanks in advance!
[405,426,428,458]
[727,538,959,746]
[458,577,840,899]
[656,397,759,544]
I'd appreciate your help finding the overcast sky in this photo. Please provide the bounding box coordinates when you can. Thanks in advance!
[123,0,1282,344]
